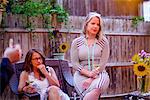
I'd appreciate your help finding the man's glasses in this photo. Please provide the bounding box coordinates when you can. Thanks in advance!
[32,57,42,61]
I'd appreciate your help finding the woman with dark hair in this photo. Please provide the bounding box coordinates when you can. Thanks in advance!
[70,12,110,100]
[18,49,69,100]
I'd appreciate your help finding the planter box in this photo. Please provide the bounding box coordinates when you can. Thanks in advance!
[53,53,65,60]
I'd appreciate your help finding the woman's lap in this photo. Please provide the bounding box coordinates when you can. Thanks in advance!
[74,71,110,96]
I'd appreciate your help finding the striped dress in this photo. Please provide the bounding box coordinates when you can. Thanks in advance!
[70,35,110,97]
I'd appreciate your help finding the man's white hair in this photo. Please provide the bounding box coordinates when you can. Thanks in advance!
[4,44,22,58]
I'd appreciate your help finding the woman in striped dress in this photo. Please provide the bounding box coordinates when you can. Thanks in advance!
[70,12,110,100]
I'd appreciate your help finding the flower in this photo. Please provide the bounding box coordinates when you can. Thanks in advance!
[0,0,9,9]
[59,42,70,53]
[132,50,150,76]
[26,80,34,86]
[133,63,149,76]
[132,50,150,93]
[51,42,69,60]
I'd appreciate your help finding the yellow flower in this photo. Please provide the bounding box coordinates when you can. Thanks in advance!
[0,0,8,9]
[132,54,140,63]
[59,42,69,53]
[2,0,9,5]
[133,63,149,76]
[147,68,150,75]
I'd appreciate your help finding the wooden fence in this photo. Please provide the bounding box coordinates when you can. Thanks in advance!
[66,16,150,33]
[1,15,150,96]
[104,64,136,95]
[0,30,150,63]
[0,31,50,61]
[0,30,150,96]
[63,0,142,16]
[2,15,150,34]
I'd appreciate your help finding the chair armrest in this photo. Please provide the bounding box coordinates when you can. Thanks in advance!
[9,73,20,95]
[24,92,40,98]
[61,64,74,87]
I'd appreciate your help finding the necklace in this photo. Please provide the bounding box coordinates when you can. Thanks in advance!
[85,39,96,71]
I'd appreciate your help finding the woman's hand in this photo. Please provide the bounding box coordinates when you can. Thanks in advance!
[37,64,49,76]
[80,67,99,78]
[23,85,37,93]
[82,78,94,89]
[80,68,91,77]
[89,69,99,78]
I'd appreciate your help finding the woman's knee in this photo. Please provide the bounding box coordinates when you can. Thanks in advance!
[48,85,60,94]
[87,88,101,97]
[93,88,101,95]
[48,86,61,100]
[83,88,101,100]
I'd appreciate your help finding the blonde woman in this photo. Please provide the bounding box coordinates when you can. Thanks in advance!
[71,12,110,100]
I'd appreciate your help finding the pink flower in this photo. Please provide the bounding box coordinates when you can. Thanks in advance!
[139,50,146,58]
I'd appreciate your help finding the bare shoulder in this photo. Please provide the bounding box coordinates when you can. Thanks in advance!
[20,71,28,77]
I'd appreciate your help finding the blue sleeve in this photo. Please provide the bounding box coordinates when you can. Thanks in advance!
[0,58,14,95]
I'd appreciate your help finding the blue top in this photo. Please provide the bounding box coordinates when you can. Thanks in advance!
[0,58,14,94]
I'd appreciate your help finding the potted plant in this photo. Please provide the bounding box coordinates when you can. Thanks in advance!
[52,42,70,60]
[0,0,8,26]
[10,0,69,31]
[131,16,144,28]
[11,0,46,29]
[45,0,69,30]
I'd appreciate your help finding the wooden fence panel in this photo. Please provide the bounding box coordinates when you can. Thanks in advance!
[0,31,150,63]
[104,65,136,95]
[65,16,150,33]
[107,35,150,63]
[2,15,150,34]
[3,14,44,28]
[0,32,50,61]
[0,31,150,96]
[63,0,142,16]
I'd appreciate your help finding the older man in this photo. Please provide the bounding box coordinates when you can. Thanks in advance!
[0,39,22,95]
